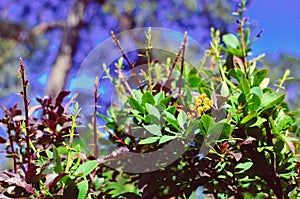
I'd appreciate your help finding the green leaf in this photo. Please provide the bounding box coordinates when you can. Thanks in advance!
[160,96,172,107]
[154,92,165,104]
[94,176,104,190]
[250,117,266,127]
[247,93,261,111]
[260,92,285,110]
[139,136,160,145]
[177,111,187,129]
[201,114,214,132]
[128,97,145,114]
[53,146,63,173]
[250,87,263,98]
[159,135,178,145]
[77,180,88,199]
[188,75,201,87]
[164,117,180,130]
[228,48,244,57]
[145,103,160,119]
[221,81,229,96]
[241,111,257,124]
[253,68,268,87]
[166,106,176,115]
[235,162,253,174]
[143,124,162,136]
[74,160,98,177]
[207,122,232,138]
[142,91,155,105]
[222,34,240,49]
[240,74,250,96]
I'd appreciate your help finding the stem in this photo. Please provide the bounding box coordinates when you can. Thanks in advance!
[163,39,184,92]
[239,19,248,73]
[4,110,17,173]
[263,119,283,198]
[93,77,99,159]
[111,31,144,93]
[238,0,248,73]
[179,32,187,96]
[19,58,31,170]
[66,103,79,173]
[145,28,153,93]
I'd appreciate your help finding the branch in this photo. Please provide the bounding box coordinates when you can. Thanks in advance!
[33,21,65,34]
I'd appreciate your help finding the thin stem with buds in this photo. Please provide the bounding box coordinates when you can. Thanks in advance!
[19,58,31,170]
[111,31,144,93]
[179,31,188,95]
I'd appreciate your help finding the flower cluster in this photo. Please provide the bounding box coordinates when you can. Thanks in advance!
[188,93,213,119]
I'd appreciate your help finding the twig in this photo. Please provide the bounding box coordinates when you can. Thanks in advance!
[3,107,17,173]
[111,31,144,93]
[164,44,183,92]
[115,63,135,98]
[104,126,126,146]
[19,57,31,169]
[93,77,99,158]
[179,31,188,95]
[263,119,283,198]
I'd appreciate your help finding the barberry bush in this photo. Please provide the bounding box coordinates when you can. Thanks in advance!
[0,1,299,198]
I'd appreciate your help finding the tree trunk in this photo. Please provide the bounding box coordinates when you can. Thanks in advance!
[46,0,89,97]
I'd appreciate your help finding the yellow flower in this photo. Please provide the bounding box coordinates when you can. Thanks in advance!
[193,96,198,103]
[196,98,202,106]
[203,105,211,111]
[189,104,196,111]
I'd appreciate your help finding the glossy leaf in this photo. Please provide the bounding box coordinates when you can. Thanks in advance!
[143,124,162,136]
[139,136,160,145]
[74,160,98,177]
[128,97,145,114]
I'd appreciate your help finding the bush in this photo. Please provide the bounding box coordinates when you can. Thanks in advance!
[0,1,299,198]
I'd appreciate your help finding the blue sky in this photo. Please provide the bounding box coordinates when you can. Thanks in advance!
[248,0,300,57]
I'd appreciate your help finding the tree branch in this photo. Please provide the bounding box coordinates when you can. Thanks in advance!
[46,0,90,97]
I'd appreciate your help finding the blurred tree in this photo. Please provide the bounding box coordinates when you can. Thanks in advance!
[0,0,238,98]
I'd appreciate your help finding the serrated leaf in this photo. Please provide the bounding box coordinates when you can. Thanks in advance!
[143,124,162,136]
[159,135,177,145]
[139,136,160,145]
[74,160,98,177]
[128,97,144,114]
